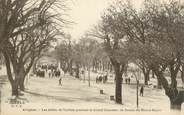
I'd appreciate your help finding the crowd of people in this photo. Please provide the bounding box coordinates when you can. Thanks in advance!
[36,69,45,77]
[35,64,61,78]
[96,74,108,83]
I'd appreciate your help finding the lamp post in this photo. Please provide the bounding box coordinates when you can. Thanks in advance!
[136,78,139,108]
[131,68,140,109]
[86,42,91,87]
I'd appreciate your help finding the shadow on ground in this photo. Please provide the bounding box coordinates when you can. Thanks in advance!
[24,90,107,103]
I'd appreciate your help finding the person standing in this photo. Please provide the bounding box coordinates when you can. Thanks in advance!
[140,86,144,96]
[48,71,51,78]
[59,77,62,86]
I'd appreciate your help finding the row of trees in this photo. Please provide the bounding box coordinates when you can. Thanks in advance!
[87,0,184,110]
[0,0,67,97]
[55,34,111,80]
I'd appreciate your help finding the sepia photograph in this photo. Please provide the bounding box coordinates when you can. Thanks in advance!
[0,0,184,115]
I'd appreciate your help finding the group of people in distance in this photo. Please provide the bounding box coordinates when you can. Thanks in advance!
[48,69,61,78]
[35,64,63,86]
[96,74,108,83]
[36,69,45,77]
[36,66,145,95]
[35,64,61,78]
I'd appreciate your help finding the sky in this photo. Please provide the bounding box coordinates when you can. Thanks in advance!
[65,0,144,40]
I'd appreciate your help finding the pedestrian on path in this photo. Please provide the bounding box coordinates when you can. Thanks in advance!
[59,77,62,86]
[140,86,144,96]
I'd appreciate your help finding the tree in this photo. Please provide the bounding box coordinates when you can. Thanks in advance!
[79,36,100,87]
[55,34,73,74]
[72,42,83,78]
[0,0,47,50]
[180,63,184,88]
[94,0,184,109]
[142,0,184,110]
[123,0,184,110]
[3,22,57,96]
[90,4,129,103]
[0,53,4,65]
[1,0,67,97]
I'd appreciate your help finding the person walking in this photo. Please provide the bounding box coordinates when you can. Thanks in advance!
[59,77,62,86]
[140,86,144,96]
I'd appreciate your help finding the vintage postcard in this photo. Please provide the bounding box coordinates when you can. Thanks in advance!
[0,0,184,115]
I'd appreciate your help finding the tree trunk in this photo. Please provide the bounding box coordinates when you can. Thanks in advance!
[99,61,101,71]
[11,73,21,97]
[152,67,166,90]
[114,64,123,104]
[75,63,80,78]
[169,64,178,88]
[143,70,150,85]
[141,66,150,85]
[32,62,37,74]
[181,64,184,87]
[19,75,26,91]
[88,66,90,87]
[12,79,19,97]
[16,65,26,91]
[169,90,184,110]
[95,61,98,72]
[68,60,73,75]
[144,73,149,85]
[170,100,181,110]
[154,71,162,89]
[152,71,155,78]
[168,63,182,110]
[3,51,19,96]
[156,75,162,89]
[83,70,85,82]
[110,63,113,72]
[107,62,110,71]
[152,66,184,111]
